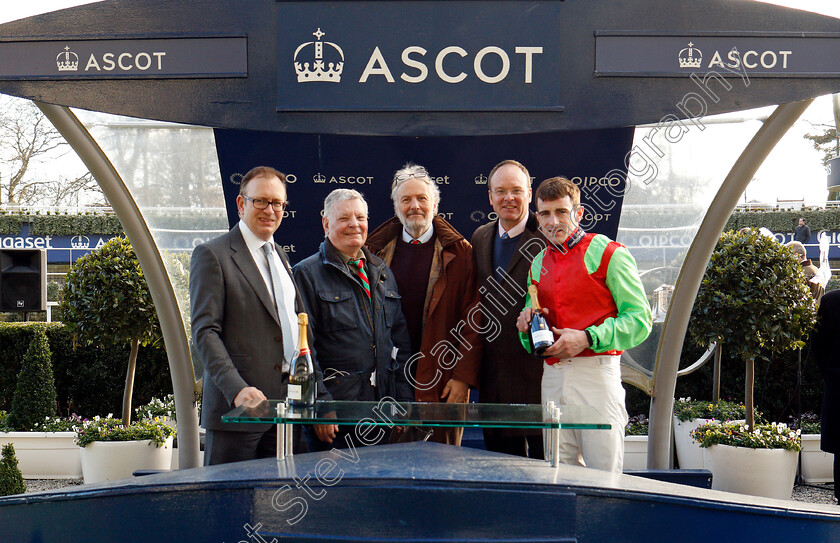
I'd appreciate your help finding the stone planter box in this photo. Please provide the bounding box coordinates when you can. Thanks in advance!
[623,435,648,470]
[0,432,81,479]
[80,436,173,484]
[801,433,834,484]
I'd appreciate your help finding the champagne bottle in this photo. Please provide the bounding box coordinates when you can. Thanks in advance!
[288,313,316,407]
[528,285,554,357]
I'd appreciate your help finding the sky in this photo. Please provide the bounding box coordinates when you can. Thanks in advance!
[3,0,840,205]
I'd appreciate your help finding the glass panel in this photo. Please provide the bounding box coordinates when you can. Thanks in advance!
[618,108,767,380]
[74,110,227,375]
[222,400,611,430]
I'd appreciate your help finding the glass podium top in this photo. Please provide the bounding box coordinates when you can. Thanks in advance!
[222,400,610,430]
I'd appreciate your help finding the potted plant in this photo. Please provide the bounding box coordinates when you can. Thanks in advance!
[0,331,84,479]
[136,394,177,428]
[795,412,832,484]
[687,230,817,497]
[692,421,801,499]
[75,415,175,484]
[61,236,162,425]
[0,444,26,497]
[624,414,649,470]
[672,397,750,469]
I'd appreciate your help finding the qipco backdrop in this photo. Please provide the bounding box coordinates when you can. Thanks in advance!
[215,128,634,263]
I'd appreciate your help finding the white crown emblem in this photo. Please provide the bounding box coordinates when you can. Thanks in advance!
[313,173,326,184]
[56,46,79,71]
[678,42,702,69]
[474,174,488,185]
[71,235,91,249]
[294,28,344,83]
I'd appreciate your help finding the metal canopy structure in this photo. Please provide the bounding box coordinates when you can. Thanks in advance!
[1,0,839,470]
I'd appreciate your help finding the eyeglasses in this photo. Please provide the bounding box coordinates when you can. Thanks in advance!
[490,188,526,198]
[395,167,429,182]
[242,194,288,211]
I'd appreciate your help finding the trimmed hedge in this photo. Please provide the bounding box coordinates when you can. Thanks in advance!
[0,210,227,238]
[725,208,840,234]
[0,322,172,419]
[625,341,823,422]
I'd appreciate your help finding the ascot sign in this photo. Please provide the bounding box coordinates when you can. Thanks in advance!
[277,2,558,111]
[294,29,542,85]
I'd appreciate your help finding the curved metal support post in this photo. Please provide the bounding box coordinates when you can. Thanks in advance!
[35,102,200,470]
[647,99,814,468]
[675,344,716,378]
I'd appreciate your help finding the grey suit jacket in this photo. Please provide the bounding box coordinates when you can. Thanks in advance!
[471,213,545,436]
[190,224,296,431]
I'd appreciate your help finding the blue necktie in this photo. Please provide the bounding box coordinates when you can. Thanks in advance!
[263,243,296,371]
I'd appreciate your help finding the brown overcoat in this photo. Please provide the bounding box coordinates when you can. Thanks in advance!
[471,212,545,438]
[367,216,481,402]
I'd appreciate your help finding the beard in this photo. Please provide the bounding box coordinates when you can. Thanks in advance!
[399,210,433,237]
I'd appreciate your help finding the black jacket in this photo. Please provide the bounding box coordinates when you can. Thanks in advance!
[293,239,414,402]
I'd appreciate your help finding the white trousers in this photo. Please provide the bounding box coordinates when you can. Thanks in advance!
[542,355,627,473]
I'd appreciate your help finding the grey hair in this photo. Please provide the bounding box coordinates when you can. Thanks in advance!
[390,162,441,207]
[785,240,807,259]
[323,188,368,222]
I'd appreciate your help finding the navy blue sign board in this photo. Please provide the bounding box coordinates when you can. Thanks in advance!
[277,2,560,112]
[0,37,247,80]
[0,224,115,264]
[2,1,840,136]
[596,33,840,77]
[215,128,633,263]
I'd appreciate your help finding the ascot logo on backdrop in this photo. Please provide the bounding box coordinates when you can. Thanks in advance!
[292,28,544,85]
[676,40,792,71]
[294,28,344,83]
[55,44,166,73]
[678,42,702,69]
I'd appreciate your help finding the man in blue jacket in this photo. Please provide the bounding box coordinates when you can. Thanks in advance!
[294,188,414,450]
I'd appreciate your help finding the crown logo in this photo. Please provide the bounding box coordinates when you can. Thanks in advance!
[474,174,488,185]
[678,42,702,69]
[71,235,91,249]
[294,28,344,83]
[313,173,326,184]
[56,46,79,71]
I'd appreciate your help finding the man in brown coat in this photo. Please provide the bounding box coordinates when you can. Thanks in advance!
[471,159,545,458]
[367,162,481,445]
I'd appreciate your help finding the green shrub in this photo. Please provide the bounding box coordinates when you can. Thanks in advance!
[691,421,801,451]
[6,331,57,431]
[75,416,175,448]
[0,444,26,496]
[61,236,162,424]
[673,398,754,422]
[689,230,818,429]
[625,414,649,436]
[0,322,172,419]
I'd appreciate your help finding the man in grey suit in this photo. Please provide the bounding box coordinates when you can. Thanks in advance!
[471,159,545,459]
[191,166,324,465]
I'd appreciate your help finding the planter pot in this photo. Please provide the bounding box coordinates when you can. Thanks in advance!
[79,436,173,484]
[801,434,834,484]
[0,431,81,479]
[673,417,711,469]
[623,435,648,470]
[706,443,799,500]
[673,416,745,469]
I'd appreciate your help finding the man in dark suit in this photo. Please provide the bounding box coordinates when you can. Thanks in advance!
[812,288,840,503]
[191,166,325,465]
[471,159,545,458]
[794,217,811,244]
